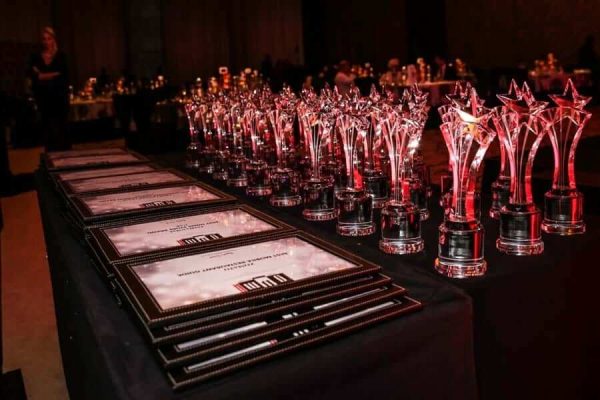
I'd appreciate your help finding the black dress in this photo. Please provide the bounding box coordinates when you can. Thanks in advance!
[29,51,70,151]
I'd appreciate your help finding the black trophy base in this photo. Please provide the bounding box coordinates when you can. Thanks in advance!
[542,189,585,235]
[270,195,302,207]
[336,188,375,237]
[379,202,424,255]
[363,170,389,210]
[435,219,487,278]
[302,179,336,221]
[246,185,272,197]
[226,177,248,187]
[185,142,201,169]
[489,177,511,219]
[497,203,544,255]
[408,177,429,221]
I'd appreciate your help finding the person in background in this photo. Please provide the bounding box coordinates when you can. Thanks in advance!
[334,60,355,95]
[380,58,402,86]
[29,27,70,151]
[433,55,447,81]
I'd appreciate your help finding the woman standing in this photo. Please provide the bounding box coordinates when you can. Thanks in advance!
[29,27,70,151]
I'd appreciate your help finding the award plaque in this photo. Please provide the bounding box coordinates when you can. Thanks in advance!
[53,164,159,183]
[87,205,295,270]
[68,182,236,224]
[120,273,393,345]
[45,147,128,160]
[59,169,195,195]
[166,294,421,390]
[45,151,148,170]
[114,232,382,328]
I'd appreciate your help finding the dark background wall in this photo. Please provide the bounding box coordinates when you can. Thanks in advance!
[1,0,599,92]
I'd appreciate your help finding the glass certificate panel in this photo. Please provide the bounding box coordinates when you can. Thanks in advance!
[104,209,278,256]
[68,171,185,193]
[82,185,219,216]
[47,148,127,160]
[51,153,142,168]
[132,236,360,310]
[57,165,156,181]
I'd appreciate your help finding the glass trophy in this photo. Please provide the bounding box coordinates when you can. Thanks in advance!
[378,109,424,254]
[242,107,272,196]
[436,88,496,278]
[196,101,216,174]
[184,101,202,169]
[540,79,591,235]
[298,104,337,221]
[489,81,519,219]
[267,108,301,207]
[335,112,375,236]
[225,104,248,187]
[495,82,547,255]
[211,101,230,181]
[362,109,388,209]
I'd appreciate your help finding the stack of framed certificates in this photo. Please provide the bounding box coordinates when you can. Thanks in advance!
[42,148,423,391]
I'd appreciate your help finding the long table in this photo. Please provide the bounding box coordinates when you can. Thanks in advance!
[36,170,477,400]
[161,155,599,400]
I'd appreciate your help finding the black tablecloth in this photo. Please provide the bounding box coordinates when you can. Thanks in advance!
[158,154,600,400]
[36,171,477,400]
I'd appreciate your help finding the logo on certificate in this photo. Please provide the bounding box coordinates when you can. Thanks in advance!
[234,274,293,292]
[177,233,224,245]
[140,200,176,208]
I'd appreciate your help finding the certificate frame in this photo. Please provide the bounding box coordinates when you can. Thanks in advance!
[58,168,196,196]
[51,163,162,184]
[166,294,422,390]
[114,231,382,329]
[119,273,393,346]
[86,204,295,273]
[44,147,129,161]
[68,182,236,224]
[44,150,149,171]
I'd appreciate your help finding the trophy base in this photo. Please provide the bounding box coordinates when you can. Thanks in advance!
[303,209,337,221]
[364,170,389,210]
[226,177,247,187]
[496,237,544,256]
[246,186,272,197]
[436,220,486,278]
[199,165,215,174]
[542,189,585,236]
[434,258,487,279]
[212,171,228,181]
[379,238,424,255]
[270,195,302,207]
[498,203,543,255]
[336,223,375,237]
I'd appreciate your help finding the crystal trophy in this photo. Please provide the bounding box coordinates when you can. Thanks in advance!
[225,104,248,187]
[540,79,591,235]
[243,107,272,196]
[196,101,216,174]
[298,106,337,220]
[211,101,230,181]
[267,108,301,207]
[335,112,375,236]
[436,89,496,278]
[495,82,547,255]
[489,81,519,219]
[183,101,202,169]
[379,109,424,254]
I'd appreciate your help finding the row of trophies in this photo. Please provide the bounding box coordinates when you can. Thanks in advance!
[184,79,590,279]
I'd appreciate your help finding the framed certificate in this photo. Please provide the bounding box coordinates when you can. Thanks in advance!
[45,147,128,160]
[68,182,236,224]
[166,294,422,390]
[58,169,195,195]
[119,273,393,346]
[157,283,408,369]
[53,164,159,183]
[115,232,382,328]
[45,150,148,170]
[87,205,295,270]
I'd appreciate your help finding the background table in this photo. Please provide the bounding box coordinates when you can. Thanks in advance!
[36,171,477,400]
